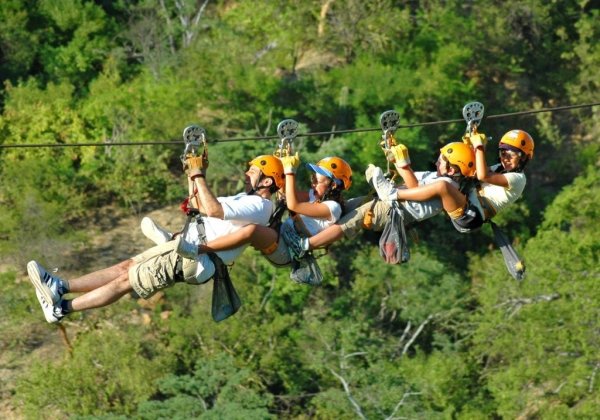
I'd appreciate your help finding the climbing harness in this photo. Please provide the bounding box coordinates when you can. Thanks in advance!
[179,124,242,322]
[272,119,326,285]
[374,110,411,263]
[362,110,401,228]
[460,104,527,281]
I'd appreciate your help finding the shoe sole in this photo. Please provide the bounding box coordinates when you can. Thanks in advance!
[27,261,57,305]
[34,288,59,324]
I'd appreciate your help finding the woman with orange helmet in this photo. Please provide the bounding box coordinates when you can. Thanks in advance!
[448,129,534,231]
[371,129,534,232]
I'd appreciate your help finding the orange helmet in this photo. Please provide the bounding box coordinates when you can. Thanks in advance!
[499,130,534,160]
[248,155,285,190]
[307,156,353,190]
[440,142,476,177]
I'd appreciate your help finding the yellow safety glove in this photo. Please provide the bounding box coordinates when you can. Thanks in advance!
[281,153,300,175]
[385,144,411,168]
[186,153,208,180]
[462,133,472,146]
[468,132,488,150]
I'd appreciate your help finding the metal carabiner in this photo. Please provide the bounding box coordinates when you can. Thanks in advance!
[275,119,299,157]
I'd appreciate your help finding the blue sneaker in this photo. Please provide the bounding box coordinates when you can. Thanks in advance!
[27,261,68,305]
[35,289,64,324]
[280,223,309,261]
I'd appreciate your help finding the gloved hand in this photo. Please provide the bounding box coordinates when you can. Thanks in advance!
[470,132,487,150]
[186,153,208,180]
[384,144,411,168]
[281,153,300,175]
[464,132,487,150]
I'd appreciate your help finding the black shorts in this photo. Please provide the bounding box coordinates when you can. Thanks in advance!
[451,203,484,233]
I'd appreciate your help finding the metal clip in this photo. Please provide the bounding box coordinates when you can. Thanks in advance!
[462,102,484,134]
[276,119,299,157]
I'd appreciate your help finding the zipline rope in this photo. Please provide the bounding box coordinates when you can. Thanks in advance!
[1,101,598,149]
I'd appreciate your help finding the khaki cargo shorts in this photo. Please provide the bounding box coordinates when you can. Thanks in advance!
[339,198,391,239]
[129,241,198,299]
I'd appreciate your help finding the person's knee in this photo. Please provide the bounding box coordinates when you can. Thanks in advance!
[434,181,452,195]
[120,259,135,271]
[117,272,133,293]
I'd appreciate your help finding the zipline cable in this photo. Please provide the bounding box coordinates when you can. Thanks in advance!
[1,101,598,149]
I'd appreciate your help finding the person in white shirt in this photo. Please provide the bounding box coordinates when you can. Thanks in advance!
[281,141,473,255]
[26,153,284,323]
[157,155,353,268]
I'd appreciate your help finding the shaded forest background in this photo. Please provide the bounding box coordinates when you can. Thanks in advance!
[0,0,598,418]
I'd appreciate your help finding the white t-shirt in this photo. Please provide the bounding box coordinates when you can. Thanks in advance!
[468,171,526,216]
[183,192,274,283]
[292,189,342,235]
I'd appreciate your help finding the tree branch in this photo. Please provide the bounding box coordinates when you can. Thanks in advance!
[398,321,411,347]
[329,368,366,420]
[385,391,422,420]
[402,315,433,356]
[496,292,560,318]
[589,362,599,393]
[318,0,335,37]
[259,272,276,310]
[159,0,176,54]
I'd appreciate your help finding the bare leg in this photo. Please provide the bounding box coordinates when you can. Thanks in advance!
[395,181,466,213]
[67,260,133,293]
[201,225,278,252]
[69,271,133,311]
[308,225,344,249]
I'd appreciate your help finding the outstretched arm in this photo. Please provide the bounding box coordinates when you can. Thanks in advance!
[475,146,509,187]
[469,134,509,187]
[200,224,278,252]
[385,143,418,188]
[187,154,225,218]
[395,166,418,188]
[285,173,334,218]
[281,155,333,220]
[395,180,466,214]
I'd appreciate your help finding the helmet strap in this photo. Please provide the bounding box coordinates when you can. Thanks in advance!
[249,174,278,195]
[247,173,264,195]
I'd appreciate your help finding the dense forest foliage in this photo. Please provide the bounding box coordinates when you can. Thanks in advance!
[0,0,598,418]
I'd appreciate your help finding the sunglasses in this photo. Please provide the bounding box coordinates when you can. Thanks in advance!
[499,149,521,159]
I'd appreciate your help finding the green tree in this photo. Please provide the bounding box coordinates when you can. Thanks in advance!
[469,166,600,417]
